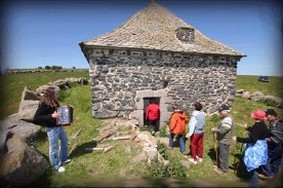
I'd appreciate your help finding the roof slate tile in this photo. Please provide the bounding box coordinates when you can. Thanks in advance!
[82,1,245,56]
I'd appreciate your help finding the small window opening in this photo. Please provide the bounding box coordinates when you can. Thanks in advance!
[176,27,195,43]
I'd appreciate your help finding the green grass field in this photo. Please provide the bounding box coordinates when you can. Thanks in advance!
[235,75,283,98]
[1,72,282,187]
[0,71,89,118]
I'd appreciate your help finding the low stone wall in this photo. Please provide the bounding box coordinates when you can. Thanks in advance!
[236,89,283,108]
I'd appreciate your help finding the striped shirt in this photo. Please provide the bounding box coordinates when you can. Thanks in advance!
[216,115,234,145]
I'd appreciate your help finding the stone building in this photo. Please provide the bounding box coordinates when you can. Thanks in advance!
[79,1,245,127]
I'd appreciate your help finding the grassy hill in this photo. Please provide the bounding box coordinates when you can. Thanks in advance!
[1,72,282,187]
[235,75,283,98]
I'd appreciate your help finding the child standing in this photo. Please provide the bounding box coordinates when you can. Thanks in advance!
[168,106,188,154]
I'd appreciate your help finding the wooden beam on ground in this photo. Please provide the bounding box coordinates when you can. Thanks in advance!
[130,133,138,141]
[103,144,118,153]
[69,144,77,154]
[112,136,131,141]
[93,128,117,142]
[71,128,82,140]
[84,147,104,152]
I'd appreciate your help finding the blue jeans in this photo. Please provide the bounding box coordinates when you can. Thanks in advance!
[46,126,69,170]
[169,133,185,153]
[261,144,283,177]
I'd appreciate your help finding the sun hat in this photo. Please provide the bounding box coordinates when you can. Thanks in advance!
[218,104,230,112]
[265,109,277,116]
[250,110,266,120]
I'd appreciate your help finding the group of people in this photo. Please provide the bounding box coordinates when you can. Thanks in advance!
[145,100,206,162]
[34,86,282,185]
[211,105,282,187]
[145,100,207,164]
[163,101,282,187]
[234,108,282,186]
[168,102,206,165]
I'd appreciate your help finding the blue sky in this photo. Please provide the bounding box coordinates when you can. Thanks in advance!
[2,0,282,76]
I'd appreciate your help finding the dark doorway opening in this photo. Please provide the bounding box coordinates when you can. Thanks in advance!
[143,97,160,127]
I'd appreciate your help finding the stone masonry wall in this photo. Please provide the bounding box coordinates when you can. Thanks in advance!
[86,48,240,126]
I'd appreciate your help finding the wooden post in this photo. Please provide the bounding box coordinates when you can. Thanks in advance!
[212,131,218,167]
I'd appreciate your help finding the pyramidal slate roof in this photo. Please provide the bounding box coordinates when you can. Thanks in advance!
[82,1,245,57]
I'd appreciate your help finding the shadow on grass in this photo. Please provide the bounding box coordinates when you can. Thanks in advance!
[230,152,251,180]
[69,141,97,158]
[33,129,48,143]
[207,147,251,180]
[207,148,217,165]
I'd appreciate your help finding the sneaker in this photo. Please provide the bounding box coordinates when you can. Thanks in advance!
[63,158,72,165]
[213,168,226,175]
[167,146,173,150]
[188,158,198,164]
[151,131,155,136]
[57,166,65,173]
[196,156,203,163]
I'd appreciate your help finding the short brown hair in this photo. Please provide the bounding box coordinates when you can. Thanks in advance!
[194,102,203,111]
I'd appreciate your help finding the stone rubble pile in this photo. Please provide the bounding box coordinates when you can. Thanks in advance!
[235,89,283,108]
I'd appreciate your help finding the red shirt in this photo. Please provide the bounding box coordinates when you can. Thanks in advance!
[146,104,160,121]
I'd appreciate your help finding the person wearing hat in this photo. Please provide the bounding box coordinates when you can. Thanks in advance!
[232,109,270,187]
[168,105,188,154]
[211,104,234,174]
[34,86,71,173]
[258,109,283,180]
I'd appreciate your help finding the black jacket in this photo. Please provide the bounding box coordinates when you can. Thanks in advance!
[268,119,283,147]
[34,101,60,127]
[236,121,270,144]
